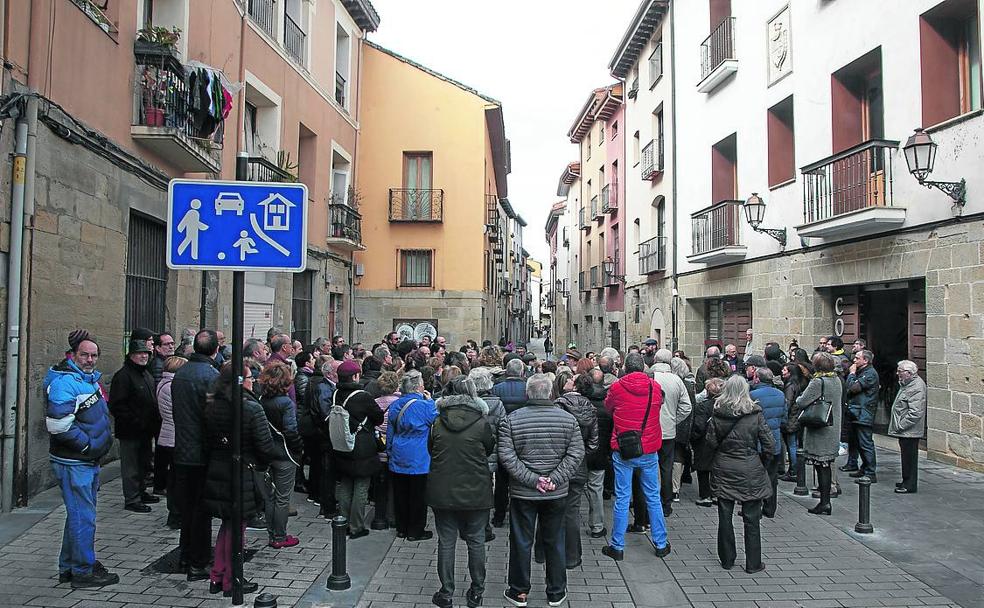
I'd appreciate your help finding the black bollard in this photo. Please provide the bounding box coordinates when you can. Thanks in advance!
[326,516,352,591]
[254,592,278,608]
[855,476,874,534]
[793,447,809,496]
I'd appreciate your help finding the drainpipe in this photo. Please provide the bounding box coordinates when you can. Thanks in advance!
[2,97,35,512]
[669,2,680,351]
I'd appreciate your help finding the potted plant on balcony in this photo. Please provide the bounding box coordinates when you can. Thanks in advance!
[135,25,182,58]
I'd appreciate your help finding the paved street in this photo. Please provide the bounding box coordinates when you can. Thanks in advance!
[0,445,980,608]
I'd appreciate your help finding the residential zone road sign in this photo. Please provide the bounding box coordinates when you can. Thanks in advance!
[167,179,308,272]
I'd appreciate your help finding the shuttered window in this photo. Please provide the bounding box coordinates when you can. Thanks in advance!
[125,213,168,333]
[400,249,432,287]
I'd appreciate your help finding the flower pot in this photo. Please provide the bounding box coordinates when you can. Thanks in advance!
[144,107,165,127]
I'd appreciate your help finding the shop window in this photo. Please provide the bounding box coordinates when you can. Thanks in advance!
[711,133,737,203]
[400,250,432,287]
[919,0,982,126]
[767,96,795,187]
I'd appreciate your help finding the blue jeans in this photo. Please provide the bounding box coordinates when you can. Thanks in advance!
[610,451,668,551]
[782,432,797,472]
[855,424,877,475]
[51,458,99,575]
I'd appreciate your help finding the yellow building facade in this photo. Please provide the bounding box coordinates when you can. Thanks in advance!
[354,42,511,345]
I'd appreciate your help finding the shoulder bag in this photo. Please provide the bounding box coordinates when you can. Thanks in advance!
[615,383,653,460]
[798,378,834,428]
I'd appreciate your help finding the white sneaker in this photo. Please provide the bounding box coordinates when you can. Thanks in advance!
[838,443,848,456]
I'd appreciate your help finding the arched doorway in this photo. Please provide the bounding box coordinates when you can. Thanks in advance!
[650,307,665,347]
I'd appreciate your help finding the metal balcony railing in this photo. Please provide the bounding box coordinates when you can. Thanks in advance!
[328,202,362,244]
[591,195,600,219]
[801,139,899,224]
[602,182,618,213]
[691,200,743,256]
[246,156,294,182]
[628,77,639,99]
[590,265,600,288]
[701,17,736,82]
[639,235,667,274]
[335,72,346,107]
[641,140,662,179]
[486,194,501,241]
[284,13,306,65]
[389,189,444,222]
[579,207,589,231]
[247,0,276,38]
[579,270,589,292]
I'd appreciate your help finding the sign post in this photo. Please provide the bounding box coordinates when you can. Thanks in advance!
[167,156,307,605]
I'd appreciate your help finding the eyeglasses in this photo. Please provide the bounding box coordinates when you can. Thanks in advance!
[160,341,175,347]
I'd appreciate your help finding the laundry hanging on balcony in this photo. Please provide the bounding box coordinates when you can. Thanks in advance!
[184,60,240,140]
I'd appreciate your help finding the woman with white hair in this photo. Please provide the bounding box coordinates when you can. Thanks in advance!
[706,375,775,574]
[469,367,506,541]
[888,360,926,494]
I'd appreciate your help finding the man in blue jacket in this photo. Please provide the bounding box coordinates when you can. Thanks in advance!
[492,359,528,412]
[846,350,880,481]
[749,368,785,518]
[45,336,119,589]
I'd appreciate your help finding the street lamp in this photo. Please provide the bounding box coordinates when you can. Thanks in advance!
[903,128,966,207]
[603,256,624,283]
[742,193,786,247]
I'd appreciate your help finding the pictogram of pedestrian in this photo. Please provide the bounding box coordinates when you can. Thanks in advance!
[233,230,258,261]
[176,199,209,260]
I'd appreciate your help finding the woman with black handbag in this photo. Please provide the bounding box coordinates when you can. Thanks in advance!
[795,352,843,515]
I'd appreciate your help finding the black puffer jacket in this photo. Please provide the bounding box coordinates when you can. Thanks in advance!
[260,393,303,464]
[706,399,776,502]
[478,391,506,472]
[585,394,613,471]
[331,382,383,478]
[294,368,316,439]
[690,393,716,472]
[202,388,279,520]
[109,358,161,440]
[171,354,220,466]
[427,395,494,510]
[555,392,599,484]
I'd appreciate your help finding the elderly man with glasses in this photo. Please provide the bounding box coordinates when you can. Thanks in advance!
[888,361,927,494]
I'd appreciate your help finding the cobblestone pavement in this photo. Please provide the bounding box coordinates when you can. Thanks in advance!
[1,445,980,608]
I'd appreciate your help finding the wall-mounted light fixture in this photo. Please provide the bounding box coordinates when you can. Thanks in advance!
[602,256,624,283]
[742,193,786,247]
[903,128,966,207]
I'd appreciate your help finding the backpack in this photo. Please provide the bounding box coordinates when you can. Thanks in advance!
[328,389,369,452]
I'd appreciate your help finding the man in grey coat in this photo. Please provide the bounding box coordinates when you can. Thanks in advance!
[649,349,692,514]
[888,360,927,494]
[498,374,584,608]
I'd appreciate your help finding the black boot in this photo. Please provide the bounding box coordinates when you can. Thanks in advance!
[808,465,832,515]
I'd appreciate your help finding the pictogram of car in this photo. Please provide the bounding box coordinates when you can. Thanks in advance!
[214,192,245,216]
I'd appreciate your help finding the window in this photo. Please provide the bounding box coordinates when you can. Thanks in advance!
[291,271,313,345]
[831,48,883,152]
[284,0,307,65]
[125,213,168,333]
[612,121,618,139]
[400,250,432,287]
[586,132,592,159]
[656,197,666,239]
[649,42,663,87]
[655,108,664,168]
[633,131,641,165]
[404,152,433,190]
[767,96,795,187]
[599,124,605,143]
[920,0,982,126]
[335,23,352,109]
[711,133,737,203]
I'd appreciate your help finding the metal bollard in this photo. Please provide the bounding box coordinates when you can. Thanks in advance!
[854,476,874,534]
[254,592,278,608]
[326,516,352,591]
[793,447,809,496]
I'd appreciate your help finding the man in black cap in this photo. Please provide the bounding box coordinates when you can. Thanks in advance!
[642,338,659,368]
[109,339,161,513]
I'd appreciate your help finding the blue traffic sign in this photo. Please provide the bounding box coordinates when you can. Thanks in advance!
[167,179,308,272]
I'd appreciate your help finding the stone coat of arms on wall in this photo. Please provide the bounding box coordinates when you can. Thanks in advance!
[768,5,792,85]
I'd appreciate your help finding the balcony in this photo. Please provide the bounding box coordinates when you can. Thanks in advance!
[688,199,747,264]
[591,195,602,220]
[326,202,364,251]
[590,265,601,289]
[698,17,737,93]
[797,139,904,239]
[335,72,347,107]
[389,189,444,222]
[579,207,590,231]
[562,225,569,247]
[639,235,667,274]
[579,270,589,292]
[247,0,276,38]
[284,13,306,65]
[486,195,501,242]
[641,140,662,180]
[602,182,618,214]
[131,46,223,174]
[628,77,639,99]
[246,156,294,182]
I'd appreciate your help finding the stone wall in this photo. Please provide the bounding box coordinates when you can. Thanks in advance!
[674,218,984,472]
[354,289,492,347]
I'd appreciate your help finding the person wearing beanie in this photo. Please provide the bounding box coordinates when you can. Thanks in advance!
[109,340,161,513]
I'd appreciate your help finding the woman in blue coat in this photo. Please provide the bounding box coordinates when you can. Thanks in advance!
[387,369,438,540]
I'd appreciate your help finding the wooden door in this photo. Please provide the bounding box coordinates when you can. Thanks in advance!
[908,285,927,382]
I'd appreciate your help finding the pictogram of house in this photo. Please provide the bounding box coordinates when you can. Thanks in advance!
[258,193,296,231]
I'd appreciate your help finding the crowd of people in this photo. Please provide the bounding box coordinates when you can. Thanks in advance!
[42,325,928,607]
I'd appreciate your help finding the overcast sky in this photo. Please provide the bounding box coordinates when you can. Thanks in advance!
[366,0,640,263]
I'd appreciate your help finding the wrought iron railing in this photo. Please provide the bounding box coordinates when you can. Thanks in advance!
[329,202,361,244]
[335,72,346,107]
[602,182,618,213]
[590,265,600,288]
[639,235,667,274]
[801,139,899,224]
[691,200,743,255]
[389,189,444,222]
[579,206,589,230]
[134,48,224,158]
[591,195,600,219]
[486,194,501,240]
[284,13,306,65]
[579,270,589,292]
[641,139,662,179]
[246,156,294,182]
[700,17,736,82]
[247,0,276,38]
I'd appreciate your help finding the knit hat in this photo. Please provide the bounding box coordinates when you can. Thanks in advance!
[338,359,361,378]
[68,329,94,351]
